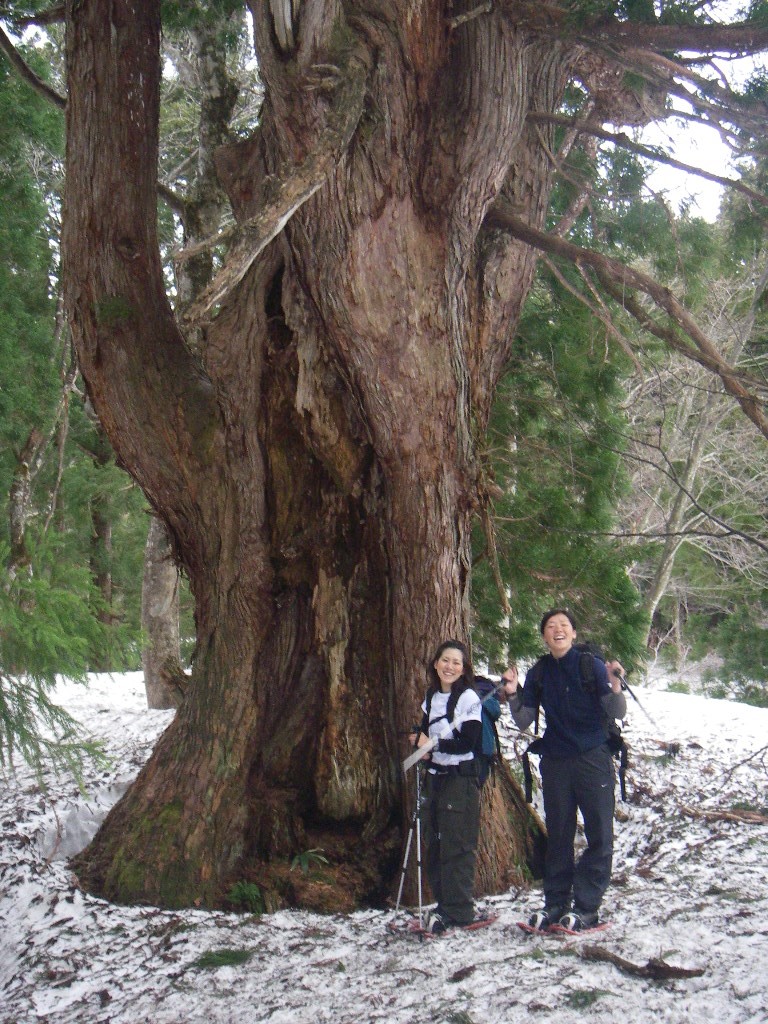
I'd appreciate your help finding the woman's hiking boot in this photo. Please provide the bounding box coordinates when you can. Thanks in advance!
[424,910,448,934]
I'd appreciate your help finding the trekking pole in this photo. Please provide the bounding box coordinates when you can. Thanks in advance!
[415,760,424,925]
[394,762,424,923]
[617,673,680,755]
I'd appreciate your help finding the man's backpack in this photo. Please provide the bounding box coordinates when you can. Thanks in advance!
[521,643,628,802]
[424,677,500,784]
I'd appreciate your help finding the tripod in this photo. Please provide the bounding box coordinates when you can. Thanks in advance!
[394,761,424,925]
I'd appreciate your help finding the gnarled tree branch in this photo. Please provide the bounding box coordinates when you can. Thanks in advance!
[527,112,768,210]
[179,56,368,324]
[583,20,768,55]
[487,200,768,440]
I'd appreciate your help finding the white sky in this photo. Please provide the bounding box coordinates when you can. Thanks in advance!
[643,119,730,220]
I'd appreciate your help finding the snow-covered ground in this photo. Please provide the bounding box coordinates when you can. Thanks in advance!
[1,672,767,1024]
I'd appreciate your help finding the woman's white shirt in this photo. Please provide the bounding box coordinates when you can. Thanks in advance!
[421,688,481,767]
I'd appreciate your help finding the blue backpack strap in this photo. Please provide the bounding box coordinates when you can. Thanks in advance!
[528,657,545,734]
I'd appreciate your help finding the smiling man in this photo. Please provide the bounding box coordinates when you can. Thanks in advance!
[503,609,627,932]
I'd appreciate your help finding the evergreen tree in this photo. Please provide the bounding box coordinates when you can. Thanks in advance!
[0,46,61,524]
[0,30,143,775]
[472,269,648,671]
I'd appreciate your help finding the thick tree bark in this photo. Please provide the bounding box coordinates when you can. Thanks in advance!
[141,514,187,710]
[64,0,557,909]
[141,9,239,710]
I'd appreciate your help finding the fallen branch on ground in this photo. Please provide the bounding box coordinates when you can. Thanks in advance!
[579,944,705,979]
[680,804,768,825]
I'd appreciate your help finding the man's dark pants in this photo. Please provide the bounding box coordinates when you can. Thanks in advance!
[540,744,615,915]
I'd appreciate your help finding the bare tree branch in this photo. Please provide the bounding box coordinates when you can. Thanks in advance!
[681,803,768,825]
[542,255,644,373]
[158,181,187,219]
[657,107,742,152]
[715,743,768,787]
[494,398,768,555]
[581,937,708,978]
[620,423,768,556]
[447,2,494,29]
[597,276,768,434]
[578,943,705,980]
[9,4,65,28]
[584,21,768,55]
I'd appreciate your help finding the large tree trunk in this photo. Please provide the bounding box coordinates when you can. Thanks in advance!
[64,0,560,909]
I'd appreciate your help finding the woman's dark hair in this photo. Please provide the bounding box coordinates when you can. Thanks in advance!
[426,639,474,700]
[539,608,577,634]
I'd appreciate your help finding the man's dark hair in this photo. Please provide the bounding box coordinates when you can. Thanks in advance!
[539,608,577,634]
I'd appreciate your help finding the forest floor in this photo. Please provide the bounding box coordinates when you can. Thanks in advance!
[1,671,767,1024]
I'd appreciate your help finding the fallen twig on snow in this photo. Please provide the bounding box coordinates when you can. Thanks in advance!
[680,804,768,825]
[579,944,705,979]
[715,743,768,789]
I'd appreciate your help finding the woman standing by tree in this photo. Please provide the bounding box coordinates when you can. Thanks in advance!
[414,640,483,933]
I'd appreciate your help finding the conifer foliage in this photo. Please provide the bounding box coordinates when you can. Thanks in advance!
[0,25,144,777]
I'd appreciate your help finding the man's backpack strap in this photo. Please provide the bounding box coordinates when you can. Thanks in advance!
[579,651,629,799]
[527,658,545,735]
[607,731,628,801]
[578,650,597,694]
[522,737,545,803]
[618,738,628,801]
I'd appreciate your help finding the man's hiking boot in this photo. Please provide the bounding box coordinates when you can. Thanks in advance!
[558,909,599,932]
[527,905,568,931]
